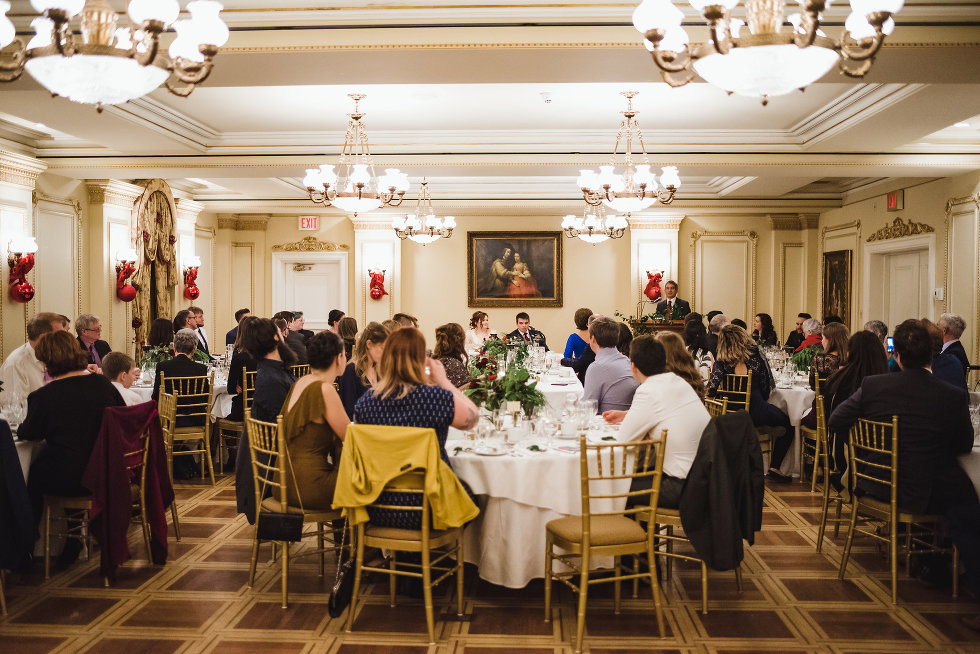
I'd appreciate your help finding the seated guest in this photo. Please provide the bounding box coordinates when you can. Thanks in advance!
[828,319,980,611]
[274,310,308,365]
[863,319,888,351]
[172,309,195,333]
[731,318,748,330]
[328,309,346,333]
[563,308,593,361]
[434,322,471,388]
[147,318,175,351]
[188,306,210,356]
[705,310,723,324]
[752,313,778,347]
[823,315,844,325]
[656,331,706,400]
[706,313,729,356]
[75,313,111,369]
[102,352,143,406]
[654,280,691,320]
[20,331,124,563]
[937,313,970,380]
[338,316,358,362]
[921,318,966,390]
[794,317,823,353]
[683,312,714,377]
[562,313,599,385]
[339,321,390,419]
[382,318,399,333]
[281,331,351,511]
[602,336,710,509]
[354,327,479,528]
[0,316,53,397]
[290,310,315,345]
[507,311,548,350]
[583,317,638,413]
[811,322,848,387]
[465,311,492,354]
[393,312,419,328]
[785,312,811,351]
[227,316,258,422]
[226,307,251,346]
[707,325,794,482]
[152,329,208,404]
[617,321,633,358]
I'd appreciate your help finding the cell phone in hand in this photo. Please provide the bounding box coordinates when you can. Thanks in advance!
[886,336,894,354]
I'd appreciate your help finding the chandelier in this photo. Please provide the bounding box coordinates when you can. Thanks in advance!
[577,91,681,214]
[392,179,455,245]
[562,204,628,244]
[0,0,229,112]
[633,0,903,105]
[303,93,410,216]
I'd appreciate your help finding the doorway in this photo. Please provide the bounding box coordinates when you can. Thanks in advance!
[271,251,348,331]
[862,233,936,327]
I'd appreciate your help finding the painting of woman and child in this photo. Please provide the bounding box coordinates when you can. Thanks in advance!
[467,232,563,308]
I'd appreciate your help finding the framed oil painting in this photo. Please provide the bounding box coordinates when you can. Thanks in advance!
[822,249,852,327]
[467,231,563,308]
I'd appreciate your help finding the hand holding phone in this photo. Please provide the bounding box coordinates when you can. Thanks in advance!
[886,336,894,354]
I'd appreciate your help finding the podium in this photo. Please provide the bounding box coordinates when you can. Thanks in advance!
[628,319,685,335]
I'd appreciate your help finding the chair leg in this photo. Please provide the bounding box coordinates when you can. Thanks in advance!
[203,435,216,486]
[734,565,743,592]
[953,546,960,599]
[43,501,51,581]
[810,438,821,493]
[889,519,898,605]
[632,555,639,599]
[543,533,553,623]
[345,527,365,633]
[280,541,289,609]
[838,500,860,581]
[0,570,6,616]
[700,561,708,615]
[647,541,666,638]
[456,532,465,617]
[171,501,181,541]
[613,555,622,614]
[140,509,152,562]
[422,544,436,645]
[388,552,397,608]
[833,499,843,538]
[247,524,260,588]
[574,553,590,654]
[816,481,831,553]
[317,523,324,577]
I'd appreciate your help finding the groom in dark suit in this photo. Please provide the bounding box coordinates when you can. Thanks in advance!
[654,280,691,320]
[507,312,548,351]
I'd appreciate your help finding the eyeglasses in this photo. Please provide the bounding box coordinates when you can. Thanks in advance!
[84,326,102,333]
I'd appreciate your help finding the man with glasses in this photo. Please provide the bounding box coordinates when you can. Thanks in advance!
[75,313,111,370]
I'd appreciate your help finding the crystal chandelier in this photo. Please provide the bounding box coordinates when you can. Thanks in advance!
[633,0,903,105]
[577,91,681,213]
[392,179,455,245]
[303,93,410,216]
[561,204,629,244]
[0,0,229,112]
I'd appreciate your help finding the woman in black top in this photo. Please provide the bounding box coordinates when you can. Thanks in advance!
[21,331,124,527]
[752,313,779,347]
[227,316,258,422]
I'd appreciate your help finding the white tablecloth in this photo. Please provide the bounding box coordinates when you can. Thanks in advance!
[16,439,42,482]
[130,383,232,420]
[768,385,815,477]
[958,393,980,496]
[536,375,585,413]
[448,428,628,588]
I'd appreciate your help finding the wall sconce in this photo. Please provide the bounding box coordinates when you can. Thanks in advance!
[115,248,139,302]
[368,267,389,301]
[8,235,38,303]
[182,255,201,300]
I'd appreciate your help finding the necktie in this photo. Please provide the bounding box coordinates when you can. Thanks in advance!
[90,342,101,366]
[667,301,673,315]
[199,329,208,351]
[524,332,530,342]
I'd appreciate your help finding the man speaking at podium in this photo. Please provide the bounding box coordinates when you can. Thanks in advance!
[654,280,691,320]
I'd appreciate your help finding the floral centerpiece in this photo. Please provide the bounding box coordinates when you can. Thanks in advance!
[465,337,545,416]
[616,310,673,335]
[791,343,823,372]
[139,345,210,369]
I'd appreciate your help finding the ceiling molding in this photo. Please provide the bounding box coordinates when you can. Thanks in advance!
[791,83,927,148]
[0,150,47,188]
[86,179,143,207]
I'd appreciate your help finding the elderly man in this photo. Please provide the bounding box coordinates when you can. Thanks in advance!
[794,318,823,353]
[785,312,812,351]
[937,313,970,380]
[75,313,111,368]
[226,307,251,346]
[188,306,210,356]
[706,312,729,356]
[152,328,208,403]
[0,316,55,397]
[583,316,638,413]
[654,280,691,320]
[864,319,888,350]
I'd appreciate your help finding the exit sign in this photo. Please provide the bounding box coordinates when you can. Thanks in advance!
[299,215,319,230]
[886,190,904,212]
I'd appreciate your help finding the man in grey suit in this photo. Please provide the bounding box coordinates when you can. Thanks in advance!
[654,280,691,320]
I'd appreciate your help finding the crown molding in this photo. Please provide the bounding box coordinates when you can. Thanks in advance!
[86,179,143,207]
[272,236,350,252]
[0,150,47,189]
[217,214,270,231]
[791,84,927,148]
[628,216,684,231]
[768,213,820,230]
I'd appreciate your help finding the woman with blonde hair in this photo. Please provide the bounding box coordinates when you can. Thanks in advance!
[464,311,491,354]
[655,331,705,400]
[337,321,389,419]
[434,322,470,388]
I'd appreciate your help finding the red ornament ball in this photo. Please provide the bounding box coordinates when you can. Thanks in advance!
[183,285,200,300]
[117,284,137,302]
[9,281,34,303]
[370,286,385,300]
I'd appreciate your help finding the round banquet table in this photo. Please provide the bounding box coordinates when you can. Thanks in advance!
[447,426,629,588]
[535,374,585,413]
[957,393,980,497]
[768,385,816,477]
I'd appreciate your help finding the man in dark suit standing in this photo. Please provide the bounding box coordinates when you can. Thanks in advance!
[75,314,111,370]
[654,280,691,320]
[226,308,251,346]
[829,319,980,612]
[938,313,970,380]
[507,312,548,351]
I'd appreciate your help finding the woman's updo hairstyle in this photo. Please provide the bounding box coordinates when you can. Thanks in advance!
[308,330,345,370]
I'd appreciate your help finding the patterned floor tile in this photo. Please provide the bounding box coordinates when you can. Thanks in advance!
[209,639,310,653]
[10,596,119,626]
[780,578,874,603]
[693,609,794,639]
[79,637,185,654]
[167,568,251,592]
[233,601,329,631]
[122,598,228,629]
[807,610,917,640]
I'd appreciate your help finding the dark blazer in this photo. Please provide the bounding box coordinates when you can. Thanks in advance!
[933,353,968,390]
[942,340,970,377]
[654,297,691,320]
[285,331,308,365]
[679,411,764,571]
[506,328,549,352]
[828,367,974,515]
[225,327,238,347]
[562,346,595,385]
[784,330,805,352]
[152,354,208,402]
[77,336,112,366]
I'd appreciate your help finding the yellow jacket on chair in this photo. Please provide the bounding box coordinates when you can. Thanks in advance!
[332,424,479,529]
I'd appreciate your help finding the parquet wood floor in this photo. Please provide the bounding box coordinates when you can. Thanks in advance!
[2,475,979,653]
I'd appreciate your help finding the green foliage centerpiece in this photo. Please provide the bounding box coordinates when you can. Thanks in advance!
[465,337,545,416]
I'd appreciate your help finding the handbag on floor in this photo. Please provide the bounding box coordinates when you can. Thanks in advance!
[328,517,354,618]
[256,446,304,542]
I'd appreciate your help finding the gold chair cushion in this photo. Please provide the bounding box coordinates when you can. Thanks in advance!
[43,495,94,510]
[258,497,341,522]
[855,495,943,524]
[547,515,646,546]
[217,419,244,430]
[364,524,459,549]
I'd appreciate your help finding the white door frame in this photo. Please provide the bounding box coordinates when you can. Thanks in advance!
[271,251,348,328]
[862,233,936,325]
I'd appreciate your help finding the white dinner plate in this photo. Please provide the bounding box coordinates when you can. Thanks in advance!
[475,448,508,457]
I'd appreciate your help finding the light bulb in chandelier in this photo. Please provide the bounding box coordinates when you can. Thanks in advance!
[0,2,15,49]
[127,0,180,27]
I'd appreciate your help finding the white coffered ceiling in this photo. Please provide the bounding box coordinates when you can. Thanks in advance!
[1,1,979,216]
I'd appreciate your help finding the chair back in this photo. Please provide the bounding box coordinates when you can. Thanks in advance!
[813,374,827,396]
[578,432,666,540]
[704,397,728,418]
[814,395,827,446]
[123,426,152,492]
[290,364,310,378]
[158,391,177,437]
[847,416,899,508]
[720,371,752,413]
[245,413,289,510]
[159,371,215,426]
[243,370,257,412]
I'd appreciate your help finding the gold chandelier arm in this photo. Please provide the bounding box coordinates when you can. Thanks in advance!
[839,32,885,62]
[53,19,75,57]
[792,12,821,48]
[0,40,26,82]
[661,66,698,88]
[649,47,692,75]
[837,56,875,79]
[582,190,603,207]
[707,18,732,56]
[171,55,217,87]
[132,32,161,68]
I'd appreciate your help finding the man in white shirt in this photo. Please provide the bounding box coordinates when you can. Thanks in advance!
[0,316,54,397]
[603,335,711,508]
[583,317,637,413]
[102,352,144,406]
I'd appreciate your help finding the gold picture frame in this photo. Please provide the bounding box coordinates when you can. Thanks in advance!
[467,231,563,308]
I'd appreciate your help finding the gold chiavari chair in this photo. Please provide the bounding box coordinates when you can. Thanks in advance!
[720,371,771,457]
[215,364,254,474]
[799,374,827,485]
[838,416,958,603]
[243,370,256,413]
[800,395,825,493]
[159,371,216,485]
[290,364,310,378]
[245,414,342,609]
[544,434,666,653]
[814,396,849,552]
[42,499,93,581]
[157,391,182,541]
[704,396,728,418]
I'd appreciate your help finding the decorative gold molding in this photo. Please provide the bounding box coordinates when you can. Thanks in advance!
[351,220,397,231]
[627,216,684,231]
[0,151,47,189]
[820,220,861,239]
[272,236,350,252]
[866,216,935,242]
[768,213,820,231]
[86,179,143,208]
[218,214,270,231]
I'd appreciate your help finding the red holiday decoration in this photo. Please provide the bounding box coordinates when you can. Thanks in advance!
[643,270,663,302]
[183,265,200,300]
[8,253,35,303]
[369,269,388,301]
[116,260,137,302]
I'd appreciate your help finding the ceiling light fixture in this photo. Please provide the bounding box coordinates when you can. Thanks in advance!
[0,0,229,112]
[633,0,903,105]
[561,204,628,244]
[304,93,410,216]
[577,91,681,214]
[392,179,455,245]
